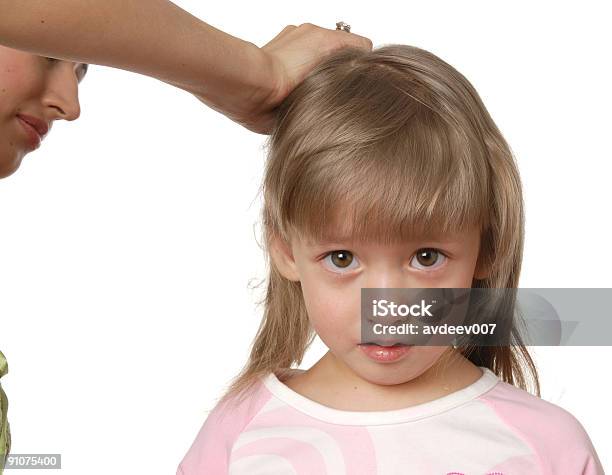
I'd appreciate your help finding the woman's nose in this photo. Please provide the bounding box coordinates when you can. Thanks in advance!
[42,65,81,121]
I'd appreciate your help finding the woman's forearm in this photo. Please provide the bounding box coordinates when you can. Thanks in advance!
[0,0,274,113]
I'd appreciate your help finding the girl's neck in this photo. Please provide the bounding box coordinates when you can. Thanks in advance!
[283,349,484,412]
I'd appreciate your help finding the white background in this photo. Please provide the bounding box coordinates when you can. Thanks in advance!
[1,1,610,473]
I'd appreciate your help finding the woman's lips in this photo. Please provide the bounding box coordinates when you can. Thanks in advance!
[16,116,43,151]
[358,343,414,363]
[18,114,49,136]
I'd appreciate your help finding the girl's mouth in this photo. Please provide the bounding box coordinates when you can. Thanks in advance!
[358,343,414,363]
[361,342,410,347]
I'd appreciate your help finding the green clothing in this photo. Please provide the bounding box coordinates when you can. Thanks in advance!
[0,351,10,474]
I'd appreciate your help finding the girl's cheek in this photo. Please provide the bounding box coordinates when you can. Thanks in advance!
[303,284,340,325]
[311,295,357,346]
[299,269,360,343]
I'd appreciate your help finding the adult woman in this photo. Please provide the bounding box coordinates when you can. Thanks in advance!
[0,2,372,470]
[0,47,87,472]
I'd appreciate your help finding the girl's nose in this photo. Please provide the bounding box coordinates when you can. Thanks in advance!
[366,267,408,290]
[42,64,81,121]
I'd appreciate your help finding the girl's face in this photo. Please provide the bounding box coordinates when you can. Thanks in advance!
[271,225,487,386]
[0,45,87,179]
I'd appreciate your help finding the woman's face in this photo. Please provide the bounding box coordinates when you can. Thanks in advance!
[0,45,88,178]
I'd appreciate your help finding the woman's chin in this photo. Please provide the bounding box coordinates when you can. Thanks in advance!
[0,153,25,179]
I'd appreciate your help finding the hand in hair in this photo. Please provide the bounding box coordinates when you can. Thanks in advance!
[237,23,373,134]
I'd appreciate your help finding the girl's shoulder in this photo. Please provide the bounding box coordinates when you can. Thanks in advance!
[176,371,280,475]
[478,379,604,473]
[480,378,593,437]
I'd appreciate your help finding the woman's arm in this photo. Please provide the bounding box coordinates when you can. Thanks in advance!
[0,0,259,96]
[0,0,372,133]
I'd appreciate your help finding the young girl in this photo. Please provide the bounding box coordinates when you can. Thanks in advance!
[177,44,605,474]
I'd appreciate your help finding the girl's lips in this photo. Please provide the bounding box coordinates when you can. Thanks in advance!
[16,116,43,151]
[358,343,414,363]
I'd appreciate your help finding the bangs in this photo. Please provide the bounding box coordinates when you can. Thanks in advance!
[280,106,490,246]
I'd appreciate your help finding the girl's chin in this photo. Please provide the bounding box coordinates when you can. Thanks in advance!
[352,367,420,387]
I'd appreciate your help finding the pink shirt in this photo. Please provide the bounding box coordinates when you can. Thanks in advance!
[177,366,604,474]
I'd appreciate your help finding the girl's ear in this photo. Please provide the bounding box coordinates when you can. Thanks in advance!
[473,252,490,280]
[269,233,301,282]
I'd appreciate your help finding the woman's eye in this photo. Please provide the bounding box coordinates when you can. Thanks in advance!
[322,250,359,273]
[410,248,446,271]
[76,64,89,82]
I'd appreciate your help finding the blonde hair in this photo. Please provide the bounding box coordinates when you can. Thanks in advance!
[219,44,539,406]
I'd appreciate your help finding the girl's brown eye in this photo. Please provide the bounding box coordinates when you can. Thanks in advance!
[330,250,353,268]
[322,250,359,275]
[413,248,443,269]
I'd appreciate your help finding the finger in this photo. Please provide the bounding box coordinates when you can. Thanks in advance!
[307,23,373,51]
[354,34,374,50]
[267,24,297,43]
[336,31,373,51]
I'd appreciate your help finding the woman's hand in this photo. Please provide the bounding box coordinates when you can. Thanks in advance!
[194,23,373,135]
